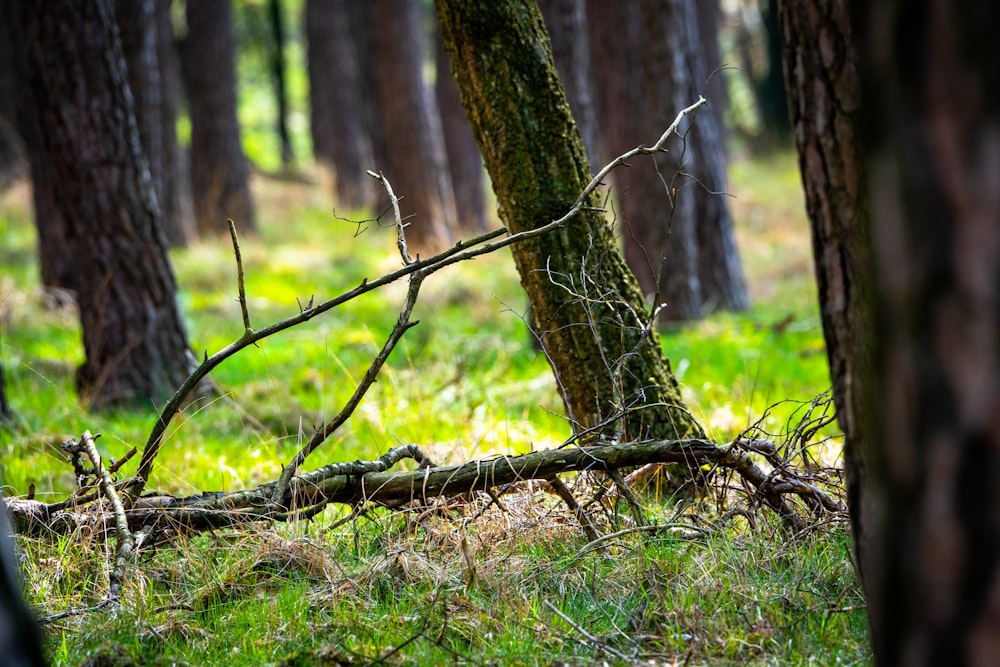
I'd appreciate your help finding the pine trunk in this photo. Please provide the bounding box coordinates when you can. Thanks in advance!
[10,0,194,408]
[625,0,702,321]
[436,0,701,442]
[155,0,194,246]
[3,1,74,296]
[369,0,456,252]
[778,0,876,627]
[855,2,1000,663]
[537,0,601,167]
[624,0,747,322]
[183,0,256,236]
[304,0,376,210]
[434,22,487,233]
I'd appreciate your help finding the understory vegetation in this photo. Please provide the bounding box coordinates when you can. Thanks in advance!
[0,152,869,665]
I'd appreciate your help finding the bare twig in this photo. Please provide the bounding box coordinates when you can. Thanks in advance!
[68,431,134,604]
[606,468,647,527]
[122,99,709,502]
[107,447,136,475]
[367,170,413,265]
[228,218,252,334]
[545,475,600,542]
[271,272,426,506]
[544,599,630,660]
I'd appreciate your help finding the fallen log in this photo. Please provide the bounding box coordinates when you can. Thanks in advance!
[6,438,842,539]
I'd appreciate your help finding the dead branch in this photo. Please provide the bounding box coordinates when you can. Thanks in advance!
[61,431,133,604]
[545,475,600,542]
[122,98,708,503]
[8,438,842,540]
[272,171,427,504]
[228,218,251,334]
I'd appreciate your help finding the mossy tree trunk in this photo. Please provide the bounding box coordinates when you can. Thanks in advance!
[436,0,701,442]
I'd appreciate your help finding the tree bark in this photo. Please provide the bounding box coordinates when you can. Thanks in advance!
[182,0,256,236]
[623,0,702,321]
[0,17,24,190]
[585,0,642,245]
[116,0,171,240]
[853,2,1000,664]
[694,0,729,154]
[538,0,601,167]
[9,0,195,408]
[369,0,456,253]
[436,0,701,442]
[2,3,74,296]
[154,0,194,247]
[434,21,487,233]
[0,495,46,667]
[777,0,876,626]
[268,0,293,168]
[685,3,748,313]
[620,0,746,322]
[304,0,376,211]
[758,0,792,146]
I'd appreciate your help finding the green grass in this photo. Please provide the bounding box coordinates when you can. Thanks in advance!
[0,148,868,665]
[23,500,867,666]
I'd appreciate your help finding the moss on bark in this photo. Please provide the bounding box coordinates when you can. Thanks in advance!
[436,0,702,441]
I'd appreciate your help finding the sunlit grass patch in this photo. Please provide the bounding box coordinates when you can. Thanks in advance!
[0,149,864,665]
[25,488,867,666]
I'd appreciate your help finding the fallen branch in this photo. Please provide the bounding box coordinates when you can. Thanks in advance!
[122,98,709,502]
[59,431,134,607]
[7,438,842,539]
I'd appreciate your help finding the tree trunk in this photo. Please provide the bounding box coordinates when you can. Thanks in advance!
[0,495,46,667]
[268,0,293,168]
[115,0,166,228]
[537,0,601,167]
[623,0,702,321]
[777,0,876,630]
[0,361,11,421]
[182,0,256,236]
[854,3,1000,664]
[758,0,792,146]
[0,18,24,190]
[369,0,456,253]
[434,21,487,234]
[685,3,748,313]
[2,3,75,296]
[155,0,194,247]
[694,0,729,154]
[436,0,701,442]
[617,0,747,323]
[585,0,642,244]
[304,0,376,210]
[9,0,195,408]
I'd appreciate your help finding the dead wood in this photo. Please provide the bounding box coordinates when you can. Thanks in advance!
[6,438,842,540]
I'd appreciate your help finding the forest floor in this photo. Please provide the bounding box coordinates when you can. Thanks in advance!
[0,151,870,665]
